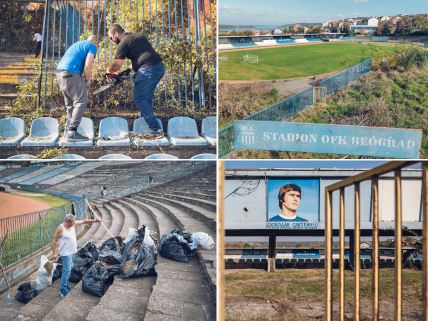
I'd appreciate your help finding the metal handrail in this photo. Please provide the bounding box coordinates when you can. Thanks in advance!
[324,161,428,321]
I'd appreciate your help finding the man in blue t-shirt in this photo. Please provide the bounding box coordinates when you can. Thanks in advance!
[57,35,98,141]
[269,184,308,222]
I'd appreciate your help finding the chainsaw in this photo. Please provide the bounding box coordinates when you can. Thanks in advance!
[93,68,133,95]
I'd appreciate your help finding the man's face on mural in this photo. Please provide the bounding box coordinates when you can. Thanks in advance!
[282,190,301,213]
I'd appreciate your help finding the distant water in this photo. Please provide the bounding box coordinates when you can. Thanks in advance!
[219,25,281,32]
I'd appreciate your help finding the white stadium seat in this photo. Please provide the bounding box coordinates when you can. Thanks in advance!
[98,154,133,160]
[201,116,217,146]
[55,154,86,160]
[59,117,94,147]
[97,117,131,147]
[132,117,170,147]
[7,154,37,159]
[167,117,208,146]
[145,153,178,160]
[0,117,25,146]
[20,117,59,147]
[191,153,217,160]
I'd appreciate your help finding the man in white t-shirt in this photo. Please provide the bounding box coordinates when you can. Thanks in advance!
[51,214,100,298]
[33,32,43,58]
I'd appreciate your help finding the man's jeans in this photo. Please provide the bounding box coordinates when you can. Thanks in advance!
[134,62,165,131]
[60,255,73,296]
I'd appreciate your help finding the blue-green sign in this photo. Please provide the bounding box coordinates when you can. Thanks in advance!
[234,121,422,158]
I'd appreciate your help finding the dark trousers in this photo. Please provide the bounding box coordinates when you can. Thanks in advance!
[35,41,42,58]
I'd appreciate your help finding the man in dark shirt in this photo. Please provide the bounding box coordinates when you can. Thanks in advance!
[107,24,165,138]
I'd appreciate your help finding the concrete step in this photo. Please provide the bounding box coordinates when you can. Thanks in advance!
[41,279,100,321]
[169,188,216,196]
[96,204,121,244]
[116,199,160,241]
[86,276,155,321]
[108,201,140,239]
[148,191,216,212]
[161,190,215,201]
[142,193,215,230]
[145,259,215,321]
[130,196,183,236]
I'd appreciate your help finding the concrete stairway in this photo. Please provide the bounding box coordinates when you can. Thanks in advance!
[0,52,37,113]
[124,196,215,321]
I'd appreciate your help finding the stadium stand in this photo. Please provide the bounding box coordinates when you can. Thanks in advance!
[0,161,216,321]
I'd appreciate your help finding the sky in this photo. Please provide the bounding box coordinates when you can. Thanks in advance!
[219,0,428,25]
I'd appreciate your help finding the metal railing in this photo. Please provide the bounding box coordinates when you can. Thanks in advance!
[36,0,216,111]
[218,59,372,158]
[0,197,87,269]
[324,161,427,321]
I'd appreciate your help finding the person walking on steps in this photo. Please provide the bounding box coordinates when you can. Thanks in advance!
[57,35,98,141]
[51,214,101,298]
[33,32,43,58]
[107,24,165,138]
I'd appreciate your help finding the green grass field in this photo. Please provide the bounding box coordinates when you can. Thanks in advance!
[219,43,396,81]
[14,191,69,207]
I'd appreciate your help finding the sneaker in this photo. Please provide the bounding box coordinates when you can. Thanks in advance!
[149,129,164,139]
[58,291,67,299]
[65,131,89,141]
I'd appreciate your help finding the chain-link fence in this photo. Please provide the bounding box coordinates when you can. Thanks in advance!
[0,196,87,269]
[219,59,372,158]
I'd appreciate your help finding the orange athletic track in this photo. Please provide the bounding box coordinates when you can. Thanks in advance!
[0,192,51,219]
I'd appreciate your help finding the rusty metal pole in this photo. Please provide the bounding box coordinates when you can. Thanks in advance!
[354,183,360,321]
[372,177,380,321]
[339,188,345,321]
[395,170,402,321]
[218,160,225,321]
[325,191,333,321]
[423,162,428,321]
[36,0,49,112]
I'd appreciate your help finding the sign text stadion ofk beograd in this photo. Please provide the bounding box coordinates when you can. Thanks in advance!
[234,121,422,159]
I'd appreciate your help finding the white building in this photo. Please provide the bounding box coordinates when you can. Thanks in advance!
[367,17,379,27]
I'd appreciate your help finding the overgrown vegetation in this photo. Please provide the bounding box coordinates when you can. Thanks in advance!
[0,3,44,52]
[225,269,422,321]
[219,83,280,127]
[11,0,216,119]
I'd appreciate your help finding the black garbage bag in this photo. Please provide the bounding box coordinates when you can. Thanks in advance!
[69,251,98,283]
[121,237,157,278]
[98,262,122,276]
[98,250,122,265]
[98,237,124,265]
[15,282,38,304]
[82,264,115,297]
[77,242,99,261]
[159,229,194,263]
[99,237,124,253]
[52,264,62,283]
